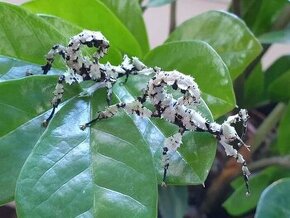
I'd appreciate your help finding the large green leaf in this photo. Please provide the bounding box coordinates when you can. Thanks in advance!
[166,11,262,79]
[259,28,290,44]
[0,56,62,81]
[277,103,290,154]
[100,0,149,54]
[264,55,290,101]
[240,0,289,36]
[268,70,290,101]
[144,40,235,118]
[0,2,66,65]
[243,63,267,108]
[0,76,81,204]
[264,55,290,89]
[22,0,143,57]
[223,167,290,216]
[158,186,188,218]
[255,178,290,218]
[15,93,158,217]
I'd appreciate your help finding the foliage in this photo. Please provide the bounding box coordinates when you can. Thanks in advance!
[0,0,289,217]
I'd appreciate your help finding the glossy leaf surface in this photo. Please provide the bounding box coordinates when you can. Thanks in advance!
[241,0,289,36]
[100,0,149,54]
[0,76,81,204]
[264,56,290,90]
[158,186,188,218]
[259,28,290,44]
[166,11,262,79]
[0,2,66,65]
[0,56,46,81]
[144,40,235,118]
[223,167,290,216]
[255,178,290,218]
[22,0,142,57]
[15,93,158,217]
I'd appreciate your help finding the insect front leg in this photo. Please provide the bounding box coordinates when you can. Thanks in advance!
[161,129,185,186]
[43,72,84,127]
[42,75,66,127]
[79,100,152,130]
[219,138,251,195]
[42,44,67,74]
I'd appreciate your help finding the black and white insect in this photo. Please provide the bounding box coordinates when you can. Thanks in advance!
[79,67,251,195]
[43,30,251,194]
[42,30,154,126]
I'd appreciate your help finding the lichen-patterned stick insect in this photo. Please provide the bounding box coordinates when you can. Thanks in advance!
[43,30,251,194]
[41,30,154,126]
[80,67,251,195]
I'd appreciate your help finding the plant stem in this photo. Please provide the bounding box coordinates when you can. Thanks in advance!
[249,155,290,171]
[169,1,177,33]
[250,102,287,153]
[232,0,241,17]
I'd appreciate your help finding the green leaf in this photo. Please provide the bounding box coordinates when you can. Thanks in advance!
[15,94,158,217]
[0,56,62,81]
[166,10,262,79]
[100,0,149,54]
[22,0,143,57]
[223,167,290,216]
[265,55,290,101]
[243,63,267,108]
[240,0,289,36]
[259,28,290,44]
[145,0,175,7]
[0,76,81,204]
[264,55,290,89]
[158,186,188,218]
[264,55,290,101]
[268,70,290,101]
[0,2,66,65]
[144,40,235,118]
[255,178,290,218]
[277,103,290,154]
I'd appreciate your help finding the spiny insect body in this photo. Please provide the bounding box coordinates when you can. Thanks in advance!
[42,30,251,194]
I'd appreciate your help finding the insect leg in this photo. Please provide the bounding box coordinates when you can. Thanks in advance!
[219,138,251,195]
[80,100,152,130]
[42,75,65,127]
[42,44,67,74]
[161,129,185,186]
